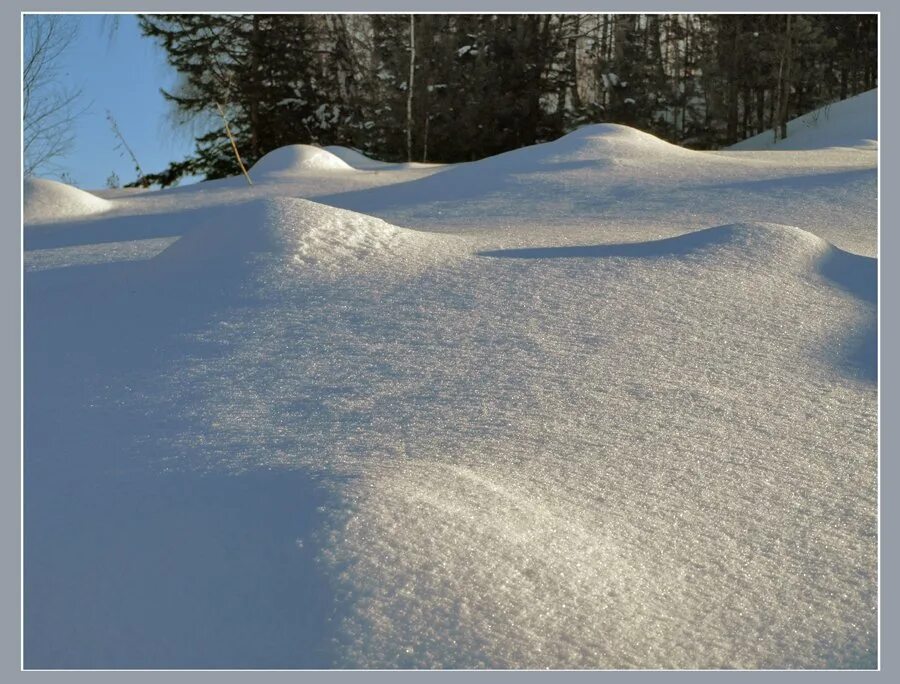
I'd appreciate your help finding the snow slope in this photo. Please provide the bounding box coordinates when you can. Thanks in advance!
[730,89,877,151]
[24,93,877,670]
[24,177,112,223]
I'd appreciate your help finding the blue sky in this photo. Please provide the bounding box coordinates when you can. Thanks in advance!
[47,14,197,189]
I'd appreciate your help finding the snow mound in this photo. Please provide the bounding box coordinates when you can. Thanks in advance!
[322,145,394,170]
[249,145,354,176]
[630,222,835,266]
[730,89,877,151]
[24,177,112,223]
[154,198,460,275]
[321,122,743,216]
[560,122,695,154]
[650,223,874,294]
[482,221,831,260]
[655,222,857,271]
[481,222,874,301]
[478,123,706,172]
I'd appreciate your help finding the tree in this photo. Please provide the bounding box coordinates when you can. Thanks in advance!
[23,15,83,177]
[139,14,361,184]
[774,15,794,142]
[406,14,415,161]
[139,13,878,182]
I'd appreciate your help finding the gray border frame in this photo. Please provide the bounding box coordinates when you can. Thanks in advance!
[5,2,894,681]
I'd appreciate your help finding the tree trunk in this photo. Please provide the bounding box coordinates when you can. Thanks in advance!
[725,20,739,142]
[774,15,793,142]
[756,87,766,136]
[248,15,261,159]
[779,16,793,140]
[407,14,415,162]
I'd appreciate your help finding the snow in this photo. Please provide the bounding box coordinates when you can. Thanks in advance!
[153,197,463,276]
[24,177,112,223]
[249,144,354,176]
[24,90,877,669]
[322,145,442,171]
[730,89,877,151]
[322,145,396,170]
[321,122,876,257]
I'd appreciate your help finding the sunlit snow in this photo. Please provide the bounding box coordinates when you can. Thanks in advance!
[24,92,877,669]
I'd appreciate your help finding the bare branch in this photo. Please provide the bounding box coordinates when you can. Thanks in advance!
[23,15,83,177]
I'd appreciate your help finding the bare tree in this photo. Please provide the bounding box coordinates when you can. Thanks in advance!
[23,15,83,177]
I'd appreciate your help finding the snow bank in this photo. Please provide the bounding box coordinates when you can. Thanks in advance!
[24,177,112,223]
[249,144,354,177]
[154,197,460,276]
[730,89,877,151]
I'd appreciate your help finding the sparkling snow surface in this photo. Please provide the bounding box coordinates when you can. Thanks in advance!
[24,102,877,669]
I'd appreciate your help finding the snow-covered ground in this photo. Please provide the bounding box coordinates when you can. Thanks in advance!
[23,91,878,669]
[730,90,877,152]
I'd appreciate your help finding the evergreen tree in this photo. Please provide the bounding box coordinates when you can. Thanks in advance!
[137,13,879,186]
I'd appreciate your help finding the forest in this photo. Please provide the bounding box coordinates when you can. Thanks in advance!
[136,13,878,186]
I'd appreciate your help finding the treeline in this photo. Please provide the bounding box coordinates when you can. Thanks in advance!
[137,13,877,186]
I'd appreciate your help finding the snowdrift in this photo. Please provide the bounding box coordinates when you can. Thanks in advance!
[474,123,707,172]
[24,90,877,670]
[153,197,461,276]
[322,145,444,171]
[482,222,876,303]
[730,89,877,151]
[249,144,354,177]
[322,145,395,170]
[554,122,698,156]
[321,123,743,215]
[24,177,112,223]
[319,120,876,257]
